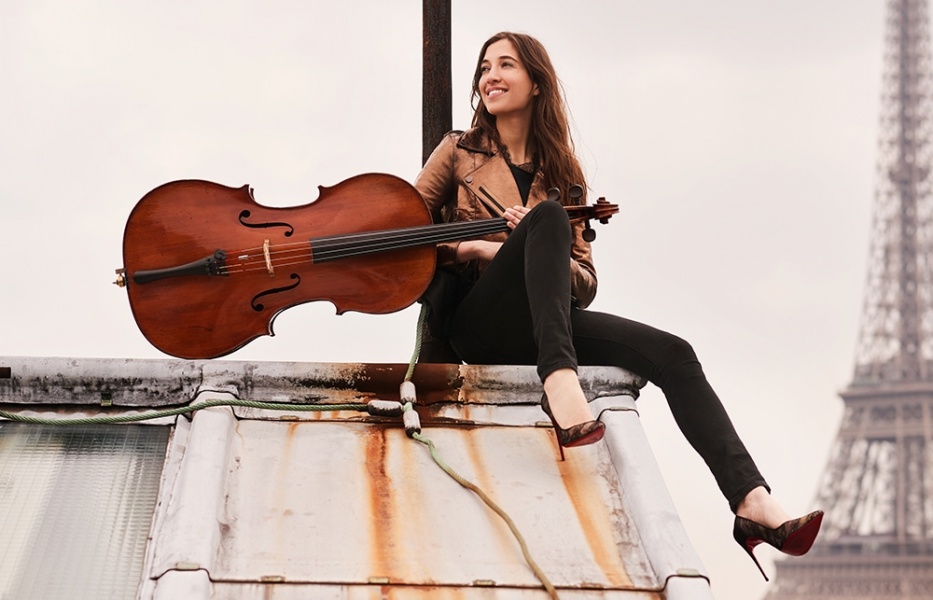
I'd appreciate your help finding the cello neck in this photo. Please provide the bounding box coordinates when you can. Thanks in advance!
[309,217,510,263]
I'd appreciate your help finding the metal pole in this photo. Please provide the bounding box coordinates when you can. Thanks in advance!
[422,0,451,165]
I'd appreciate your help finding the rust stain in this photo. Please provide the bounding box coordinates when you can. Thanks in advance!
[274,421,300,486]
[556,440,632,588]
[269,420,302,574]
[356,363,463,404]
[365,425,396,580]
[460,428,521,556]
[276,421,300,486]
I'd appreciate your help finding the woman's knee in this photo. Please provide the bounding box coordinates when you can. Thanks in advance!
[657,334,705,384]
[530,198,568,220]
[664,334,697,361]
[526,200,571,235]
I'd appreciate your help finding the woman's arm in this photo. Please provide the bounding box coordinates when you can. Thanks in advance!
[456,240,502,263]
[414,133,461,267]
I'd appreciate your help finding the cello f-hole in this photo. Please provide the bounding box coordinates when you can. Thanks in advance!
[239,210,295,237]
[250,273,301,312]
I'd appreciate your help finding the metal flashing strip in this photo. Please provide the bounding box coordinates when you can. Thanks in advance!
[591,396,713,600]
[209,582,667,598]
[146,400,237,579]
[0,357,645,409]
[0,356,203,407]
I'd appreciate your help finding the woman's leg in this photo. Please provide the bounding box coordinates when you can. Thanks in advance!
[448,200,577,377]
[449,201,594,427]
[569,308,769,511]
[448,201,769,511]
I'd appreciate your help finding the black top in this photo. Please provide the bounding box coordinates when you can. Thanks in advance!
[508,163,535,206]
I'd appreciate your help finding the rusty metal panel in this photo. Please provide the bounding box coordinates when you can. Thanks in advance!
[145,399,658,592]
[140,394,707,597]
[223,424,644,588]
[0,357,710,598]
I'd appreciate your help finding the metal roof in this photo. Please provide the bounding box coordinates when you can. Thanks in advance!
[0,356,713,599]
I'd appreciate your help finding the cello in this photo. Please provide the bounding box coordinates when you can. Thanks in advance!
[114,173,618,359]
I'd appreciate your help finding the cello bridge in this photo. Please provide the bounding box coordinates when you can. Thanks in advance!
[263,239,274,277]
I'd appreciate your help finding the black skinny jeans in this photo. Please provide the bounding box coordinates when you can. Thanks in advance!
[448,201,768,511]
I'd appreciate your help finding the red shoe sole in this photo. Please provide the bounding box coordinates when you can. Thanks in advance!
[781,512,823,556]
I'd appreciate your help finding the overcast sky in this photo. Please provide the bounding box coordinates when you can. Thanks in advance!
[1,2,888,598]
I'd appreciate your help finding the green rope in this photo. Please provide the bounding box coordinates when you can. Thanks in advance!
[0,398,369,426]
[403,302,557,596]
[412,432,559,600]
[404,303,428,382]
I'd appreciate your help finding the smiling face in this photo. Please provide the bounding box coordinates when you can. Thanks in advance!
[478,39,539,122]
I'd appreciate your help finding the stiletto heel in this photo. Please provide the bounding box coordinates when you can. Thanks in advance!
[732,510,824,582]
[540,393,605,461]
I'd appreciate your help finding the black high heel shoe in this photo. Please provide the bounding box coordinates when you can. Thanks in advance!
[540,393,605,461]
[733,510,824,581]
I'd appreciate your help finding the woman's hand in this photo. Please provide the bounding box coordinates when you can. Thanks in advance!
[504,205,530,229]
[455,205,528,263]
[457,240,502,263]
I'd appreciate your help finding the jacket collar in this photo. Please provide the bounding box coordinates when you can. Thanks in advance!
[457,127,499,156]
[456,127,548,211]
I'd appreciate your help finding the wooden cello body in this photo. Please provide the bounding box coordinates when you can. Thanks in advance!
[116,172,618,359]
[119,174,435,359]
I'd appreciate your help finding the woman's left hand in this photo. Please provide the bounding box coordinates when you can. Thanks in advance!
[503,206,530,229]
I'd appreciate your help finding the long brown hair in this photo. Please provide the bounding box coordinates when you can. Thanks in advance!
[471,32,586,204]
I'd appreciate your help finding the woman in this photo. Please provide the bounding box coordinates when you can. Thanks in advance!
[414,31,821,580]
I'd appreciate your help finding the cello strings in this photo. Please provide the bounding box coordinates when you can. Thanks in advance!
[163,205,604,278]
[310,219,509,262]
[223,216,510,258]
[213,216,512,275]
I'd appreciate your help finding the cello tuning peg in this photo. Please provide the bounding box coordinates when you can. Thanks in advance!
[597,196,612,224]
[582,222,596,242]
[547,187,561,202]
[568,184,584,203]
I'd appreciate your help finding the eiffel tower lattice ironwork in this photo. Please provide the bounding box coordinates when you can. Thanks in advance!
[765,0,933,597]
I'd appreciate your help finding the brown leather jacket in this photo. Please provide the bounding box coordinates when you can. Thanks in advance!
[414,128,598,308]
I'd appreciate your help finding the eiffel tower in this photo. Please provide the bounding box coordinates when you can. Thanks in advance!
[765,0,933,597]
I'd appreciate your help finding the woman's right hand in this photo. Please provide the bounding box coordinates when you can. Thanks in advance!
[456,240,503,263]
